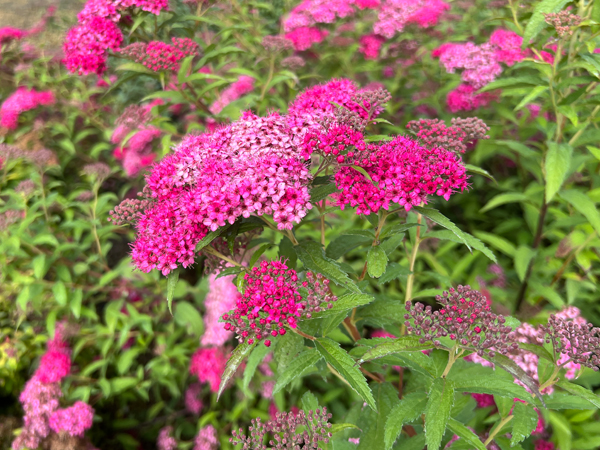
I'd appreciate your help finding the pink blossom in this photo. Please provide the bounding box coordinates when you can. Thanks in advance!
[447,84,495,112]
[157,426,177,450]
[63,17,123,75]
[285,26,328,50]
[49,401,94,437]
[471,393,495,408]
[201,274,240,347]
[36,351,71,384]
[209,75,255,115]
[121,37,199,72]
[359,34,384,59]
[194,425,218,450]
[489,29,527,66]
[0,27,27,44]
[535,440,555,450]
[185,383,204,414]
[374,0,449,38]
[0,88,55,130]
[283,0,358,32]
[190,347,228,392]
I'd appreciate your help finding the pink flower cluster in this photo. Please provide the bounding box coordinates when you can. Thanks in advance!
[129,111,313,275]
[64,0,169,75]
[222,260,337,346]
[201,274,240,347]
[434,29,526,111]
[0,87,55,130]
[194,425,218,450]
[121,37,199,72]
[189,347,228,392]
[209,75,255,115]
[185,383,204,414]
[334,135,468,214]
[283,0,448,50]
[0,27,27,44]
[157,426,177,450]
[12,326,95,450]
[359,34,385,59]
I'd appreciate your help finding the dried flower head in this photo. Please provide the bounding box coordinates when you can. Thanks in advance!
[231,408,333,450]
[15,180,36,196]
[262,35,294,52]
[82,163,111,181]
[406,117,489,153]
[116,105,152,129]
[222,260,336,346]
[405,285,518,356]
[281,56,306,69]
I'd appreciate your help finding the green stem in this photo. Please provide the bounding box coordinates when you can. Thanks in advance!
[204,245,244,268]
[484,415,514,447]
[403,213,422,305]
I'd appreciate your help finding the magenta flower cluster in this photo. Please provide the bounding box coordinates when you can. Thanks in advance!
[0,87,55,130]
[201,273,241,347]
[223,260,337,346]
[120,37,199,72]
[189,347,228,393]
[209,75,255,115]
[64,0,169,75]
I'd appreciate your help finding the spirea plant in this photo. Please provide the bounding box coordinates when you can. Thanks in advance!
[2,0,600,449]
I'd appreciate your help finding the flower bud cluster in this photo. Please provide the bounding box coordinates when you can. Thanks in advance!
[262,35,294,52]
[406,117,489,153]
[231,408,333,450]
[541,312,600,371]
[108,196,152,226]
[405,285,518,357]
[121,37,199,72]
[222,260,336,346]
[544,11,582,38]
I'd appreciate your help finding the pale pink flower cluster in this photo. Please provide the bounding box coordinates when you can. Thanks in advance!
[157,426,177,450]
[0,87,55,130]
[189,347,228,393]
[359,34,385,59]
[13,327,95,450]
[209,75,255,115]
[200,274,240,347]
[64,0,168,75]
[373,0,450,38]
[434,29,527,111]
[184,382,204,414]
[194,425,218,450]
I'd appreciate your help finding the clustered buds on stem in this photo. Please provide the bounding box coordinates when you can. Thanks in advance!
[231,408,332,450]
[222,260,336,346]
[540,314,600,371]
[544,11,582,38]
[405,285,518,357]
[406,117,490,154]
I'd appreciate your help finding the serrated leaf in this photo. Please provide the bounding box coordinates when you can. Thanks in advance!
[514,245,536,281]
[326,234,371,260]
[480,192,529,213]
[559,190,600,235]
[495,396,514,417]
[384,392,428,450]
[473,231,517,257]
[218,342,255,400]
[242,343,271,389]
[311,293,374,317]
[116,62,156,75]
[556,380,600,409]
[166,270,179,314]
[330,423,361,434]
[464,164,497,183]
[447,418,487,450]
[273,348,322,394]
[379,222,422,240]
[544,391,598,410]
[357,383,399,449]
[315,338,376,410]
[545,142,573,202]
[380,234,405,255]
[511,402,539,446]
[414,207,471,250]
[301,391,320,413]
[296,240,361,293]
[174,301,204,336]
[522,0,571,46]
[310,184,340,203]
[424,229,497,263]
[195,225,231,252]
[425,378,455,450]
[452,375,534,403]
[519,343,554,362]
[367,246,388,278]
[274,331,303,375]
[359,336,434,363]
[379,262,411,284]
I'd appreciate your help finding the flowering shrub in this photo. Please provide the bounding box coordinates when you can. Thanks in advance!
[2,0,600,449]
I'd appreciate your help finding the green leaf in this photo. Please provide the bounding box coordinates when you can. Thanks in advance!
[478,76,543,92]
[357,383,399,450]
[166,270,179,315]
[315,337,376,410]
[379,262,411,284]
[414,207,471,250]
[117,349,140,375]
[116,62,156,75]
[279,236,297,268]
[174,301,204,336]
[248,243,270,268]
[195,225,231,252]
[519,343,554,362]
[198,46,245,66]
[367,246,388,278]
[447,418,487,450]
[544,391,598,410]
[511,402,539,446]
[379,223,422,240]
[326,234,371,260]
[242,344,271,389]
[330,423,361,434]
[452,376,534,403]
[312,293,374,317]
[32,254,46,279]
[296,240,361,293]
[425,378,455,450]
[556,380,600,409]
[70,289,82,319]
[274,331,303,375]
[177,56,194,84]
[380,234,405,255]
[273,348,322,394]
[425,230,497,263]
[52,281,68,306]
[473,231,516,257]
[558,105,578,126]
[545,142,573,202]
[110,377,138,394]
[464,164,497,183]
[384,392,428,450]
[514,245,536,281]
[218,342,255,400]
[522,0,571,46]
[559,190,600,235]
[301,391,320,414]
[514,86,548,111]
[480,192,529,213]
[310,183,339,203]
[495,396,514,417]
[351,165,374,182]
[359,336,434,363]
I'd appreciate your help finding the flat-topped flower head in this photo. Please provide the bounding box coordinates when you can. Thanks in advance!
[48,401,94,437]
[406,117,490,153]
[189,347,228,392]
[36,351,71,384]
[405,285,518,357]
[222,260,336,346]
